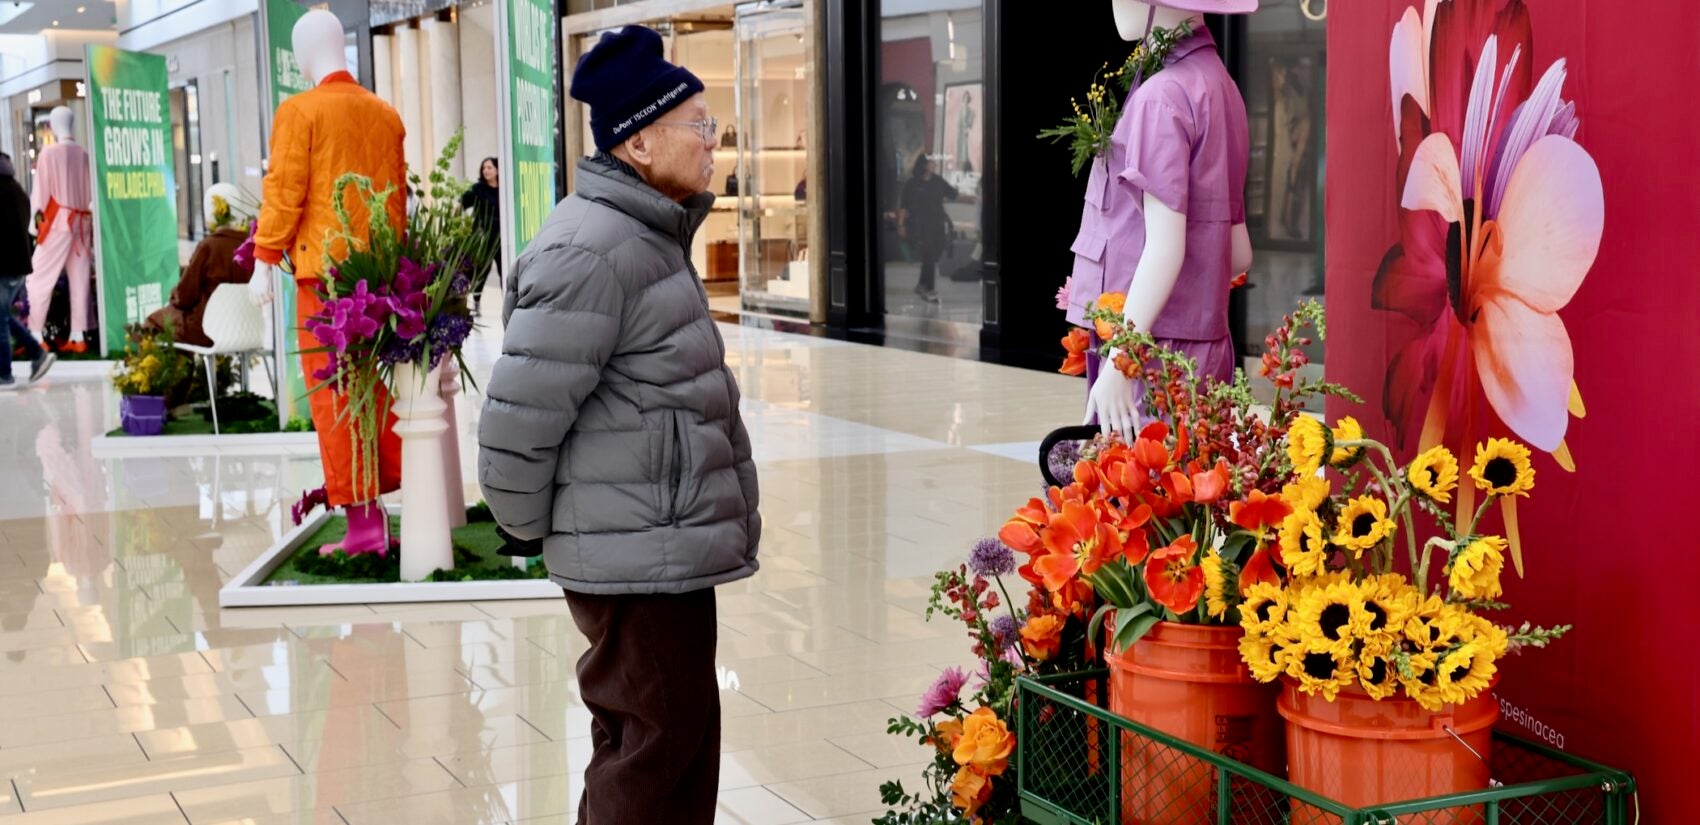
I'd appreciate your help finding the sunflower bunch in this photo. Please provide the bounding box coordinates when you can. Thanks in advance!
[1242,408,1570,708]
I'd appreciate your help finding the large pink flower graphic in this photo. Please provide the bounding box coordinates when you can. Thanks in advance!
[1375,0,1602,475]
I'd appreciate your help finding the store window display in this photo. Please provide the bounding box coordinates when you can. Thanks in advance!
[26,106,94,353]
[1067,0,1258,437]
[248,9,408,556]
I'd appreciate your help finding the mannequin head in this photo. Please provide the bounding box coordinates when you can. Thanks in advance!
[1111,1,1197,40]
[48,106,75,143]
[204,182,247,230]
[292,10,347,85]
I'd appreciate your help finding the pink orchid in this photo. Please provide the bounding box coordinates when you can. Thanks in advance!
[1376,0,1599,472]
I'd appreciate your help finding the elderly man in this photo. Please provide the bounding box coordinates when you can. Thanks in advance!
[477,25,761,824]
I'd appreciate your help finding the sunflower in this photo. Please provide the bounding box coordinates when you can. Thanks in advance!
[1356,574,1418,642]
[1286,638,1357,701]
[1407,445,1460,503]
[1239,628,1294,683]
[1437,641,1498,704]
[1328,416,1366,468]
[1397,651,1451,711]
[1356,642,1401,701]
[1405,597,1468,651]
[1449,536,1507,600]
[1291,580,1364,656]
[1285,415,1331,477]
[1278,510,1331,577]
[1469,438,1536,498]
[1281,474,1331,513]
[1238,582,1289,637]
[1463,614,1511,659]
[1331,496,1395,556]
[1202,550,1232,620]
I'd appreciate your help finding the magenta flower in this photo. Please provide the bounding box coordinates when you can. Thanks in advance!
[306,280,387,354]
[1055,277,1071,311]
[916,667,969,718]
[232,224,258,274]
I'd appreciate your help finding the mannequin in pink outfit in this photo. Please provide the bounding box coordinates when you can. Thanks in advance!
[27,106,94,351]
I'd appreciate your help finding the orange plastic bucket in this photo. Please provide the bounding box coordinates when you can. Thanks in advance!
[1105,622,1285,823]
[1280,680,1497,822]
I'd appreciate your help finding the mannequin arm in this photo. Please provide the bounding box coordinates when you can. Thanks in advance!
[1085,192,1187,437]
[28,153,50,216]
[1231,222,1253,276]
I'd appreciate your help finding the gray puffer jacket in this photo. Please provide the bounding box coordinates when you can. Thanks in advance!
[478,157,761,595]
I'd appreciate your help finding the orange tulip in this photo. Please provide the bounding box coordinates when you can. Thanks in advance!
[1033,501,1123,593]
[1144,535,1204,615]
[1230,490,1294,533]
[1239,546,1282,593]
[1191,459,1232,504]
[1060,328,1091,376]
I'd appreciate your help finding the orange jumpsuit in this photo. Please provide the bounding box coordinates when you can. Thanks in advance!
[256,71,407,506]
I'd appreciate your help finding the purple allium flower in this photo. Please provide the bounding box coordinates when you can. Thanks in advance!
[1047,438,1084,487]
[916,667,969,718]
[989,614,1020,648]
[969,538,1016,579]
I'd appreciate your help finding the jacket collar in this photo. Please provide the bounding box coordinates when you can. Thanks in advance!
[575,156,713,246]
[1166,24,1217,66]
[318,70,358,87]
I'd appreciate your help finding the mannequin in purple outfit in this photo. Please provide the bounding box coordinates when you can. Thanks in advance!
[1069,0,1258,439]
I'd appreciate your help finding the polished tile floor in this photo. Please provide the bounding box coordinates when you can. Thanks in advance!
[0,308,1082,823]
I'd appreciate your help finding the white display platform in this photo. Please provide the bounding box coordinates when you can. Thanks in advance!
[91,430,318,458]
[218,505,561,608]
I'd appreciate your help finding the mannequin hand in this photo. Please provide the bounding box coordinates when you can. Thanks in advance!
[248,262,276,306]
[1084,363,1140,441]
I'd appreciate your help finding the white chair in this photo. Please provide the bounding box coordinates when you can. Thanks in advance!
[174,283,275,434]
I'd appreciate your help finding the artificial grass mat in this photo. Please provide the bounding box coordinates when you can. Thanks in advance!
[263,507,548,585]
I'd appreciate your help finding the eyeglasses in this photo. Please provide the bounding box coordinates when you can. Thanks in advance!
[652,116,719,144]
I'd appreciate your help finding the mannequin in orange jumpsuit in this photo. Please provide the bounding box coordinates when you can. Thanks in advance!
[249,9,406,555]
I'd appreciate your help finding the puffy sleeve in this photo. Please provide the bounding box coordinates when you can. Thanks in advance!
[255,99,311,266]
[477,242,624,540]
[1117,89,1194,215]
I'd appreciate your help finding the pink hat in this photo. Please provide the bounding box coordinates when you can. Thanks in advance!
[1150,0,1258,13]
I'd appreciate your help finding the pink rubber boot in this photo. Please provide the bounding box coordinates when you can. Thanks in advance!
[319,501,390,557]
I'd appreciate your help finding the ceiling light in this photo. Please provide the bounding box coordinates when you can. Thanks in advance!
[51,18,59,24]
[77,5,85,11]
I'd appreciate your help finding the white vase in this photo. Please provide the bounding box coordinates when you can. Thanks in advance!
[390,360,453,581]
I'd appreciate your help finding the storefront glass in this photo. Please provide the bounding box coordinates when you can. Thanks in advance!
[732,1,811,316]
[1239,5,1325,375]
[875,0,983,327]
[168,81,204,240]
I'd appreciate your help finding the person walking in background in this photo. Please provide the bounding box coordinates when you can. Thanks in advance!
[477,25,761,824]
[0,153,54,390]
[460,157,501,318]
[898,154,957,304]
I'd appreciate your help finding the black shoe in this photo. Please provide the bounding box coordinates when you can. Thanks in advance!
[30,352,56,383]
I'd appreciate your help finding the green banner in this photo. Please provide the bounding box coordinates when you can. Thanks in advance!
[505,0,557,257]
[86,46,178,355]
[266,0,310,114]
[264,0,309,425]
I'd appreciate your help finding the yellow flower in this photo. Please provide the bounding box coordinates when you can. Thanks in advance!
[1239,628,1293,683]
[1465,614,1510,659]
[1281,474,1331,513]
[1449,536,1507,601]
[1238,582,1289,637]
[1328,416,1366,467]
[1469,438,1535,497]
[1290,580,1364,656]
[1356,642,1401,701]
[1398,651,1451,711]
[1356,574,1418,642]
[1285,415,1330,477]
[1286,638,1356,701]
[1278,509,1331,577]
[1405,597,1467,651]
[1407,445,1460,503]
[1202,550,1231,620]
[1332,496,1394,556]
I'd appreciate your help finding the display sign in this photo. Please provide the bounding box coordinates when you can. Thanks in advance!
[85,45,178,355]
[262,0,310,426]
[498,0,557,266]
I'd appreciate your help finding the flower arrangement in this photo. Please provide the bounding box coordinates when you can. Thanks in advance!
[875,534,1097,824]
[299,133,496,501]
[112,324,193,398]
[1240,424,1571,710]
[1037,21,1194,176]
[1007,300,1355,653]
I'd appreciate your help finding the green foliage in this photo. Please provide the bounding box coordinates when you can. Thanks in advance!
[1037,21,1194,177]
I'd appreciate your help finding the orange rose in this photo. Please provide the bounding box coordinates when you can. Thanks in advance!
[950,764,993,818]
[952,707,1016,777]
[1020,614,1065,662]
[1092,292,1128,340]
[929,718,965,756]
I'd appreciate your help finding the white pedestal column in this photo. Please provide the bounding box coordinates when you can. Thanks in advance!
[421,16,463,180]
[391,361,452,581]
[439,365,467,528]
[396,25,425,172]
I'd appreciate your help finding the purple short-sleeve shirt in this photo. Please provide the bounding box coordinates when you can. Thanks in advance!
[1066,26,1249,343]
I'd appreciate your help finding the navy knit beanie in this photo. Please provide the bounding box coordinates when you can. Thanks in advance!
[570,26,706,152]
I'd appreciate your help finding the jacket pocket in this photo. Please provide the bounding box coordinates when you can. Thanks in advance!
[668,410,693,523]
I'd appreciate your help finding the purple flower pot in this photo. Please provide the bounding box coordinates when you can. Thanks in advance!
[120,395,167,436]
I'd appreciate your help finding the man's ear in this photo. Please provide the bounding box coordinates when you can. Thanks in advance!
[621,129,655,168]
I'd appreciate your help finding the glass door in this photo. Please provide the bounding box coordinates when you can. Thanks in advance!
[733,0,811,317]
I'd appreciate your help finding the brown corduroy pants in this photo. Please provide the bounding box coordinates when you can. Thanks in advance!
[564,587,720,824]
